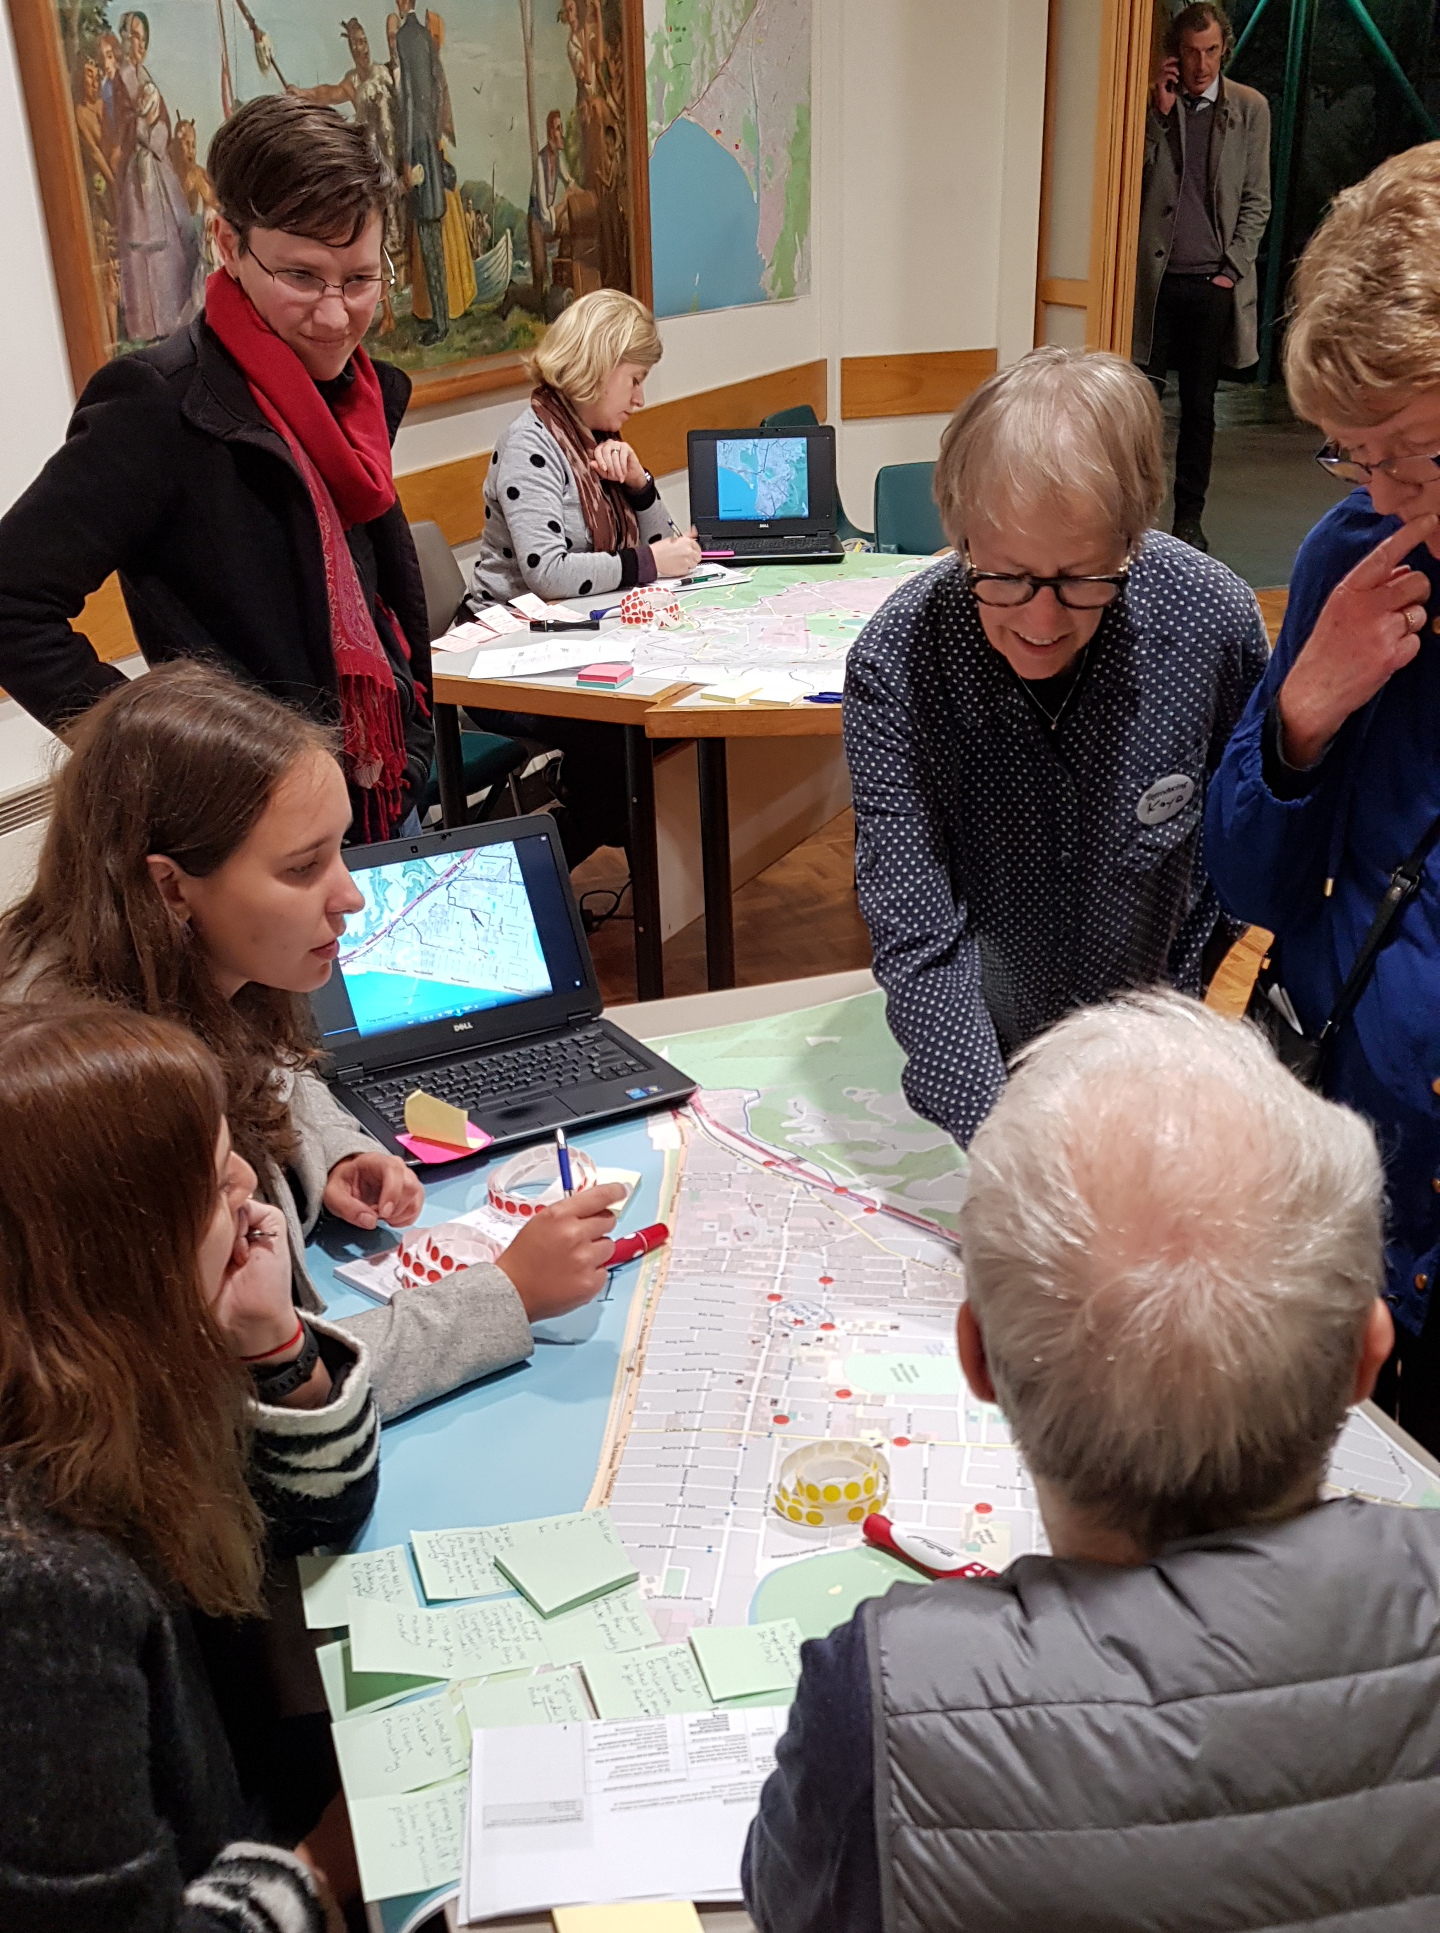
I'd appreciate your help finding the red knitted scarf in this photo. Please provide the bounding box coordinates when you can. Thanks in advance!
[204,270,408,841]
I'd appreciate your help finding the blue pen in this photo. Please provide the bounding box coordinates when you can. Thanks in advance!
[555,1127,575,1196]
[804,692,844,704]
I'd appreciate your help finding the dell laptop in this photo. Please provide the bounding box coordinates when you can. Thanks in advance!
[688,423,845,565]
[311,816,695,1158]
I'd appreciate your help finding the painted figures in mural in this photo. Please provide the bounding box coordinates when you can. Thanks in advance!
[57,0,639,372]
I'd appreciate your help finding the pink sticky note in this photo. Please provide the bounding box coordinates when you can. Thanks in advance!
[577,661,634,686]
[396,1124,494,1165]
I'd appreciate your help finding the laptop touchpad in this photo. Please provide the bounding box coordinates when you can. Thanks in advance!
[478,1096,577,1132]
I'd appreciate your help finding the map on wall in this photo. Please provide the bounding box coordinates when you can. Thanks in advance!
[645,0,812,316]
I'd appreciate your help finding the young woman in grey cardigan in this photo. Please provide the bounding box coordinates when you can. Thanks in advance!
[0,1004,381,1932]
[0,665,626,1422]
[468,290,700,860]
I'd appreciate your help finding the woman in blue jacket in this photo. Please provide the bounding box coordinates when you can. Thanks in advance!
[1205,143,1440,1454]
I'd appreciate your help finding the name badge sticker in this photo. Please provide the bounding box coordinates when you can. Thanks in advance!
[1136,773,1196,826]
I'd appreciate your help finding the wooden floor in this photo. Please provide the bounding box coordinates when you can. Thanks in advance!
[578,804,1270,1018]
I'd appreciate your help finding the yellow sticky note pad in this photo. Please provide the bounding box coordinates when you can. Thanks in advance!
[552,1907,702,1933]
[403,1088,471,1149]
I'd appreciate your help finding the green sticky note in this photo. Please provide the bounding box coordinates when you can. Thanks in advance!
[718,1689,796,1710]
[583,1644,714,1719]
[332,1690,468,1800]
[542,1587,661,1667]
[689,1619,804,1702]
[461,1665,590,1727]
[411,1526,509,1601]
[348,1599,477,1680]
[448,1595,551,1674]
[493,1509,638,1617]
[316,1639,442,1721]
[842,1351,962,1396]
[349,1776,467,1903]
[297,1546,417,1629]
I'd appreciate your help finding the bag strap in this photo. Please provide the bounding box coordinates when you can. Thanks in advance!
[1315,802,1440,1050]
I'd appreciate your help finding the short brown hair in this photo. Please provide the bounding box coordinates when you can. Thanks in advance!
[208,93,393,246]
[1285,142,1440,426]
[0,1005,264,1618]
[0,663,334,1181]
[934,347,1164,549]
[1166,2,1234,56]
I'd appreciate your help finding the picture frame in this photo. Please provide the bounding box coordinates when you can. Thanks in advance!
[6,0,653,409]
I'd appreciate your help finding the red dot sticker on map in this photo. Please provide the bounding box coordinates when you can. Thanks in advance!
[975,1502,993,1515]
[767,1293,783,1302]
[773,1414,790,1425]
[892,1435,910,1447]
[818,1276,834,1285]
[820,1322,835,1331]
[835,1388,853,1400]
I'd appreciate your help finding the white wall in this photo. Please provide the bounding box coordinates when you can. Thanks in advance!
[0,1,1046,518]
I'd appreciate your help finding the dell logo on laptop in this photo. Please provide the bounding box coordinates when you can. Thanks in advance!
[452,1020,474,1032]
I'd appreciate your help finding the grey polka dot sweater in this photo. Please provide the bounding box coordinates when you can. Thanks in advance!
[844,532,1269,1143]
[470,399,681,605]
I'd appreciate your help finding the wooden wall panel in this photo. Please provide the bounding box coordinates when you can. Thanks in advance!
[396,452,492,546]
[626,360,829,478]
[839,349,997,422]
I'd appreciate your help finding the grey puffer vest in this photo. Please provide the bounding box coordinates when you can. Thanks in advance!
[867,1497,1440,1930]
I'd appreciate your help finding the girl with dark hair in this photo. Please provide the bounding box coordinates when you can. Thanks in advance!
[0,1002,377,1930]
[0,662,625,1421]
[0,92,431,843]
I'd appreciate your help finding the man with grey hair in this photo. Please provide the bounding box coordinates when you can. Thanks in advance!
[744,991,1438,1933]
[844,347,1267,1150]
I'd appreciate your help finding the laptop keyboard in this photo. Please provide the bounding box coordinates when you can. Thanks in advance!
[354,1026,649,1130]
[724,533,839,555]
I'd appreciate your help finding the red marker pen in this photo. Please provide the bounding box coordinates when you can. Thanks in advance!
[609,1222,670,1267]
[863,1513,996,1581]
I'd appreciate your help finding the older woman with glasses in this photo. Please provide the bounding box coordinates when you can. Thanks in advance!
[844,346,1268,1144]
[1206,144,1440,1457]
[0,94,429,844]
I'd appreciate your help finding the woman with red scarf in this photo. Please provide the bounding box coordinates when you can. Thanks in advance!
[0,95,430,845]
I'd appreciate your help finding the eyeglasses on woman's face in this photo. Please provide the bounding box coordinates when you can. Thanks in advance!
[243,242,395,309]
[962,542,1132,610]
[1316,442,1440,488]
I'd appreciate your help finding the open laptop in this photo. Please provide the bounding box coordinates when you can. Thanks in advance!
[688,423,845,565]
[311,817,695,1159]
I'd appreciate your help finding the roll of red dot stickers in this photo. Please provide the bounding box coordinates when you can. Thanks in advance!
[396,1221,504,1290]
[486,1142,598,1218]
[618,587,684,628]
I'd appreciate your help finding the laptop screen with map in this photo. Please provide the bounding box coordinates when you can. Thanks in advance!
[688,423,838,542]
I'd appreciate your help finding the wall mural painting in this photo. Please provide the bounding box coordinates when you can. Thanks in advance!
[13,0,652,404]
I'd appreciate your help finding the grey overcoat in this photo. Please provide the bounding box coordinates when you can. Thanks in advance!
[1132,76,1272,371]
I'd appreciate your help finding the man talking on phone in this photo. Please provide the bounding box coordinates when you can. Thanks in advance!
[1132,3,1270,553]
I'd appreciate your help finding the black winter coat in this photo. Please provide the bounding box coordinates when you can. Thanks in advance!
[0,318,433,831]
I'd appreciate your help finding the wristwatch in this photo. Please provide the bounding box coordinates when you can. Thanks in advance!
[249,1319,320,1402]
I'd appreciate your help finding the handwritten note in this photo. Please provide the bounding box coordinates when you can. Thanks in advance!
[582,1645,714,1720]
[542,1588,661,1667]
[348,1599,478,1680]
[349,1776,467,1902]
[315,1639,442,1722]
[297,1546,417,1630]
[332,1691,468,1801]
[411,1526,509,1601]
[494,1509,638,1616]
[461,1666,591,1728]
[689,1619,803,1703]
[449,1595,551,1674]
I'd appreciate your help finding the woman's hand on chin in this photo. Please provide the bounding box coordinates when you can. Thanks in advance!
[591,439,647,490]
[324,1150,425,1231]
[210,1199,298,1359]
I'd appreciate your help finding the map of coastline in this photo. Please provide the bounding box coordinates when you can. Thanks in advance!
[338,844,551,1037]
[716,437,809,521]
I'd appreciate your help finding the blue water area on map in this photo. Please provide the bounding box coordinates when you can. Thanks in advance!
[716,436,810,521]
[649,116,766,317]
[343,969,531,1037]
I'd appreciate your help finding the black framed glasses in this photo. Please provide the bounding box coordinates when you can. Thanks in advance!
[962,542,1131,610]
[243,242,395,307]
[1316,442,1440,487]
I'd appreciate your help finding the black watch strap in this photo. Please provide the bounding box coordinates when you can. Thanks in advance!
[249,1319,319,1402]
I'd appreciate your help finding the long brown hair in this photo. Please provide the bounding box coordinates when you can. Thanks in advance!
[0,663,336,1177]
[0,1005,264,1617]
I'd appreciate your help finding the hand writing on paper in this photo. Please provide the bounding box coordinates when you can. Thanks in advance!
[591,438,648,491]
[1278,513,1437,767]
[325,1151,425,1231]
[652,527,703,576]
[497,1182,627,1319]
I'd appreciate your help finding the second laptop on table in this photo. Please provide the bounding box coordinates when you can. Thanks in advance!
[687,423,844,565]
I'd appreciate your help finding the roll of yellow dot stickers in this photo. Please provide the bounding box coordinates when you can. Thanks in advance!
[773,1440,890,1528]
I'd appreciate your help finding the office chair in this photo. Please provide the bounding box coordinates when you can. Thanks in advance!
[873,463,946,555]
[760,404,874,546]
[408,520,526,822]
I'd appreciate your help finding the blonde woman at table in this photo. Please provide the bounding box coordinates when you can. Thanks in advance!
[0,1002,378,1931]
[467,288,702,864]
[0,663,625,1422]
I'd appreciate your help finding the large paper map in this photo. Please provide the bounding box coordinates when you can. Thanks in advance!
[587,991,1440,1640]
